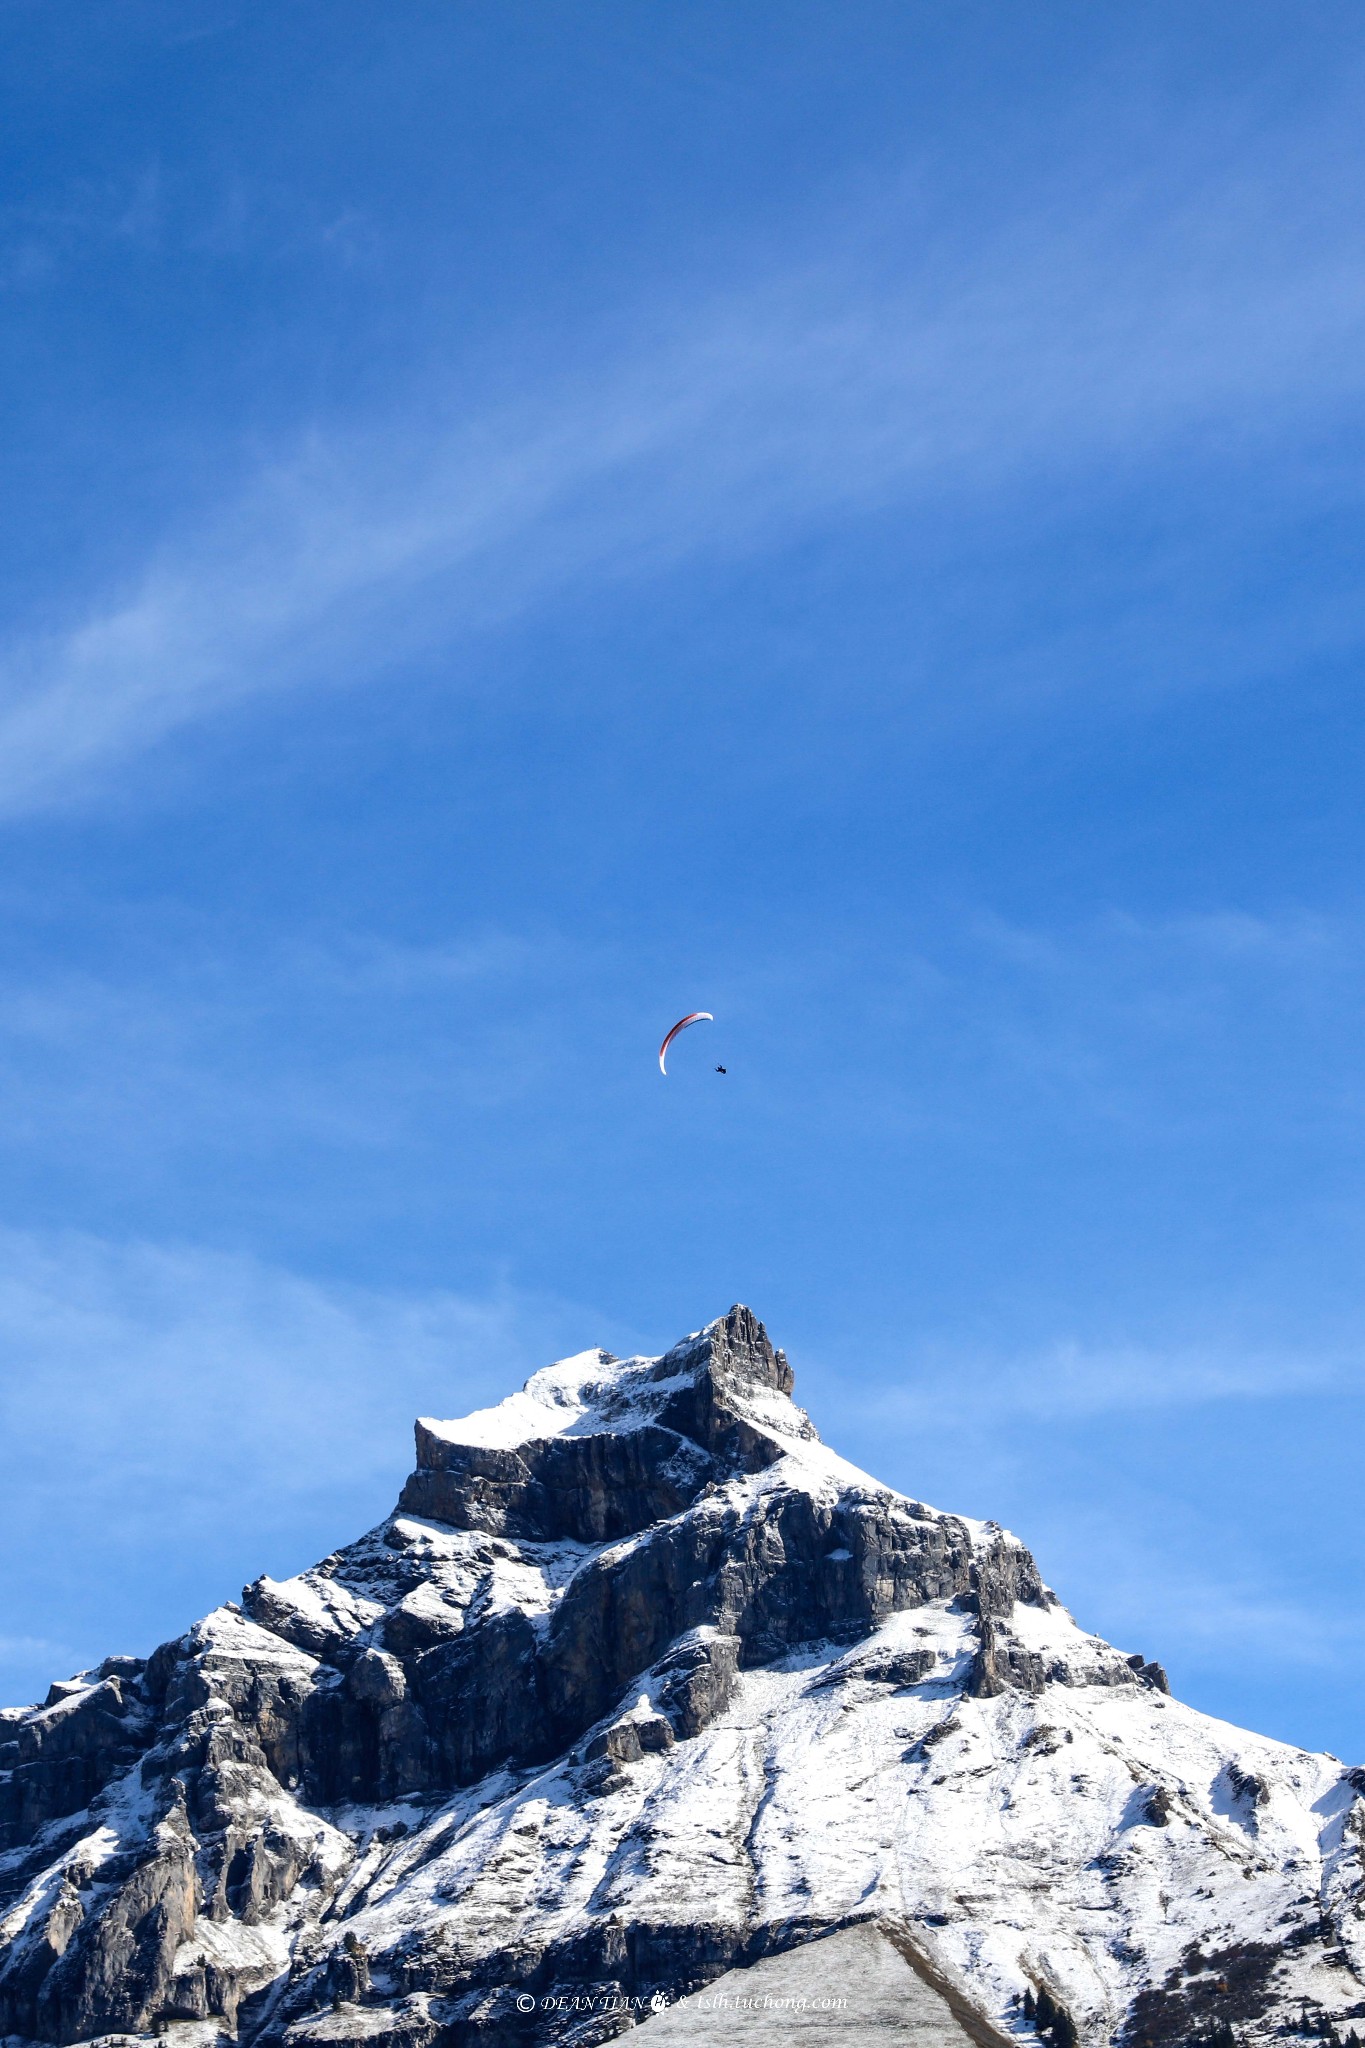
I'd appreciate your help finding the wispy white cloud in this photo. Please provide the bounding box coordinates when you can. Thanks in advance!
[935,903,1365,1139]
[0,1228,599,1530]
[869,1334,1352,1429]
[1140,1585,1358,1670]
[2,111,1365,814]
[0,1633,71,1670]
[974,906,1350,983]
[1025,1513,1360,1676]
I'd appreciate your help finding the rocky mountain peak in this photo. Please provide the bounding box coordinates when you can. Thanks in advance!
[398,1303,814,1546]
[2,1308,1363,2048]
[662,1303,795,1397]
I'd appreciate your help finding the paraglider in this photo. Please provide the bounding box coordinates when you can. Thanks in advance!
[658,1011,713,1075]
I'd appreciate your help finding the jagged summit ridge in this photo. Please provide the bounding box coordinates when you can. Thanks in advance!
[399,1306,815,1543]
[418,1303,796,1454]
[424,1303,798,1450]
[1,1306,1363,2048]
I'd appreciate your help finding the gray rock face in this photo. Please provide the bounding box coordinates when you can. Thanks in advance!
[0,1671,155,1855]
[1,1305,1361,2048]
[636,1921,1003,2044]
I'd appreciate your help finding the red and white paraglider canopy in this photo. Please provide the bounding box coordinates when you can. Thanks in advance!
[658,1011,713,1075]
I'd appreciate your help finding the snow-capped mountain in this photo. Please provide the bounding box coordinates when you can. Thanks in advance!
[2,1306,1363,2047]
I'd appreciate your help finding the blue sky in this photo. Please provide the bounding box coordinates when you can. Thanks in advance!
[3,1,1365,1757]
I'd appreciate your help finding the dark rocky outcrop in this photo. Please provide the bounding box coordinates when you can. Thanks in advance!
[399,1423,714,1546]
[0,1671,157,1858]
[398,1308,795,1544]
[1121,1940,1285,2048]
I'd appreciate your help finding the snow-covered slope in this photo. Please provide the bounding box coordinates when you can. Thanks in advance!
[2,1307,1362,2048]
